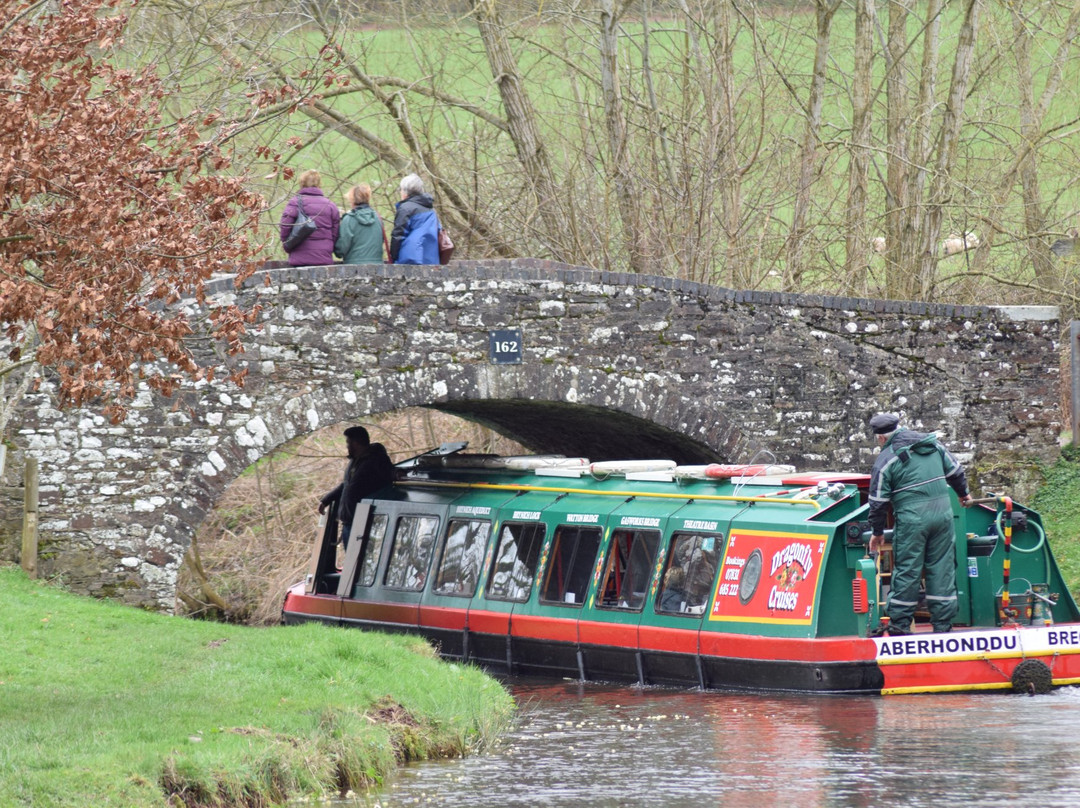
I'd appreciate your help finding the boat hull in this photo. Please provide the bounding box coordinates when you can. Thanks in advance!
[283,587,1079,695]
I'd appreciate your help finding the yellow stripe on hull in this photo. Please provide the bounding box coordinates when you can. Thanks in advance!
[883,681,1012,695]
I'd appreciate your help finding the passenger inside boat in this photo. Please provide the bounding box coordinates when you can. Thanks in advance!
[658,567,687,612]
[656,533,721,614]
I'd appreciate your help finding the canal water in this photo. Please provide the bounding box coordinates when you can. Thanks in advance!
[349,677,1080,808]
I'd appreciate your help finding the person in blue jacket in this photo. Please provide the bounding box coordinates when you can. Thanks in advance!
[390,173,440,264]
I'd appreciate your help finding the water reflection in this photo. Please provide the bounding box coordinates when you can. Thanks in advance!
[350,679,1080,807]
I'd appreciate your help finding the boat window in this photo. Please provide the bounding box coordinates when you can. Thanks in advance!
[486,521,546,602]
[434,519,491,597]
[383,515,440,591]
[656,532,722,615]
[540,525,602,607]
[597,529,661,611]
[357,513,389,587]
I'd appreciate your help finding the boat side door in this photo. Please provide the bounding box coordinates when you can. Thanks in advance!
[340,496,448,633]
[418,489,518,660]
[508,492,623,678]
[466,491,561,670]
[638,502,733,687]
[576,497,685,684]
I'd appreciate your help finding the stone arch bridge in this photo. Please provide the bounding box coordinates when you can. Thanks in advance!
[1,260,1062,610]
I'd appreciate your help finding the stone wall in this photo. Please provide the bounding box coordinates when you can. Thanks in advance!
[0,260,1062,610]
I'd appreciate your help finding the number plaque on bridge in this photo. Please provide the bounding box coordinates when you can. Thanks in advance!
[489,329,523,365]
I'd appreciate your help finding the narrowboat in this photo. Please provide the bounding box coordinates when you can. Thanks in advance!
[282,444,1080,695]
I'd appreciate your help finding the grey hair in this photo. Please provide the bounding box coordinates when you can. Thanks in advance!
[399,173,425,196]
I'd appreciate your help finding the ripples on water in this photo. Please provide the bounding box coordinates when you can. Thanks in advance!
[348,678,1080,808]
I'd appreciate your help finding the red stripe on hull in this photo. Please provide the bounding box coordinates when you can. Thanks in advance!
[511,613,578,643]
[700,632,879,663]
[579,620,637,649]
[880,653,1080,692]
[341,599,418,627]
[418,604,468,631]
[639,624,699,654]
[284,592,340,619]
[466,609,511,635]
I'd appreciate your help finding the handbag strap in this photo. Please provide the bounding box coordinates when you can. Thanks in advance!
[294,195,306,217]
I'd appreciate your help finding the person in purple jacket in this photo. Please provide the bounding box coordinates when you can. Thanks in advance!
[279,170,340,267]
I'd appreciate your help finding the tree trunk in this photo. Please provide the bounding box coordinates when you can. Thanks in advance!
[598,0,646,273]
[473,0,571,261]
[916,0,981,299]
[712,0,747,288]
[883,0,913,298]
[1012,14,1056,292]
[844,0,875,292]
[787,0,840,289]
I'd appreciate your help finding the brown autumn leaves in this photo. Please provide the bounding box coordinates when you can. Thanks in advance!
[0,0,268,422]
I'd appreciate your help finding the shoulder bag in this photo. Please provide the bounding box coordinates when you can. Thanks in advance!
[283,196,317,252]
[437,227,455,265]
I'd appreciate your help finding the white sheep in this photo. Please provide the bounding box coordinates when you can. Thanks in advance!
[941,232,979,256]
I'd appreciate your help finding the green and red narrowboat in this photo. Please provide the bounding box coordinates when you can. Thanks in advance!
[282,445,1080,695]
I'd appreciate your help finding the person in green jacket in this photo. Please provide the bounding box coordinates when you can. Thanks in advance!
[867,413,973,635]
[334,183,386,265]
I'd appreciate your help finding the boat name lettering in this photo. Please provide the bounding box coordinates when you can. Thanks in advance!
[455,506,491,516]
[567,514,599,523]
[513,511,541,520]
[767,586,798,611]
[684,520,718,531]
[877,634,1019,657]
[621,516,661,527]
[1048,628,1080,646]
[770,542,813,577]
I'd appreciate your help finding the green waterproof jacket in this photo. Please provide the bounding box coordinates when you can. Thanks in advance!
[334,203,385,265]
[868,430,969,534]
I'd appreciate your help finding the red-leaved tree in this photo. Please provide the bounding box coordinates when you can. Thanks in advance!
[0,0,266,424]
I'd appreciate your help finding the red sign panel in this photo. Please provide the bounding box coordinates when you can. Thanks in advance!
[709,529,828,625]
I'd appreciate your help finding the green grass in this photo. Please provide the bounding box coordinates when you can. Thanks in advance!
[0,567,513,807]
[1033,450,1080,598]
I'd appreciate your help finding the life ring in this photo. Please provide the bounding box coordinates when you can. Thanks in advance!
[704,463,796,478]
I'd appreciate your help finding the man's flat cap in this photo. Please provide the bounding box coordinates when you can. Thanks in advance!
[869,413,900,435]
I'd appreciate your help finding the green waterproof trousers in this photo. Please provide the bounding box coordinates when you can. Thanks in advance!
[886,497,958,632]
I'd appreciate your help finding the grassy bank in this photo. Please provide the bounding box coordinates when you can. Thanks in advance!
[1033,451,1080,597]
[0,566,513,808]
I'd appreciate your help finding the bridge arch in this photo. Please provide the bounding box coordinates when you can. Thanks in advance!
[1,260,1061,610]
